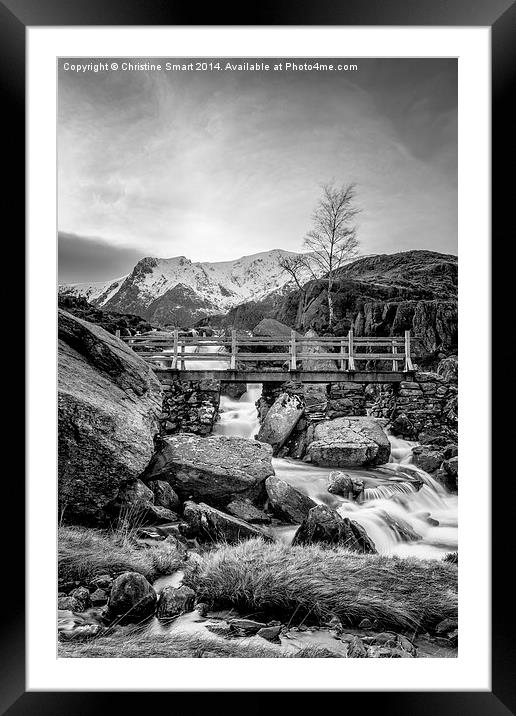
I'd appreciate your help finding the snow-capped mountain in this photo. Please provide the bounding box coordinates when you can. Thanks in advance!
[59,249,310,325]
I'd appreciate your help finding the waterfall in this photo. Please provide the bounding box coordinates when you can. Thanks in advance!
[209,378,456,560]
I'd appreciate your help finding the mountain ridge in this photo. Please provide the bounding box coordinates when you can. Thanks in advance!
[59,248,311,325]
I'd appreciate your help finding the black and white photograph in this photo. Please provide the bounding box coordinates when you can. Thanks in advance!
[57,57,459,660]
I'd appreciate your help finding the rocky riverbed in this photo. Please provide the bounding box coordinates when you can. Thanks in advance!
[57,312,458,658]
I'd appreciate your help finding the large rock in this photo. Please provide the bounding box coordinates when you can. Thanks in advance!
[411,445,445,474]
[307,417,391,467]
[265,476,317,524]
[327,472,364,501]
[143,434,274,507]
[106,572,157,624]
[256,393,304,454]
[292,504,376,553]
[252,318,299,338]
[58,310,162,523]
[183,501,271,544]
[300,329,339,371]
[147,480,181,513]
[104,478,177,525]
[157,585,196,620]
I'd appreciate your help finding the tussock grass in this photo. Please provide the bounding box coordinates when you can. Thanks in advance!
[58,526,184,584]
[58,630,339,658]
[184,539,457,632]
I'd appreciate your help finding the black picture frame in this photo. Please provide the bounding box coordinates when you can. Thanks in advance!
[3,0,512,711]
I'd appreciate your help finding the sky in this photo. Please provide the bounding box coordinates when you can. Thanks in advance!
[58,58,457,283]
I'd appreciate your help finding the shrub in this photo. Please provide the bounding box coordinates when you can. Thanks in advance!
[58,526,184,583]
[184,539,457,632]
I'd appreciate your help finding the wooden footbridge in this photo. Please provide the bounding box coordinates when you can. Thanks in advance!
[118,329,416,384]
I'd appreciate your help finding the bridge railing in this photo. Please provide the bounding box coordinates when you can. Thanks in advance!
[117,329,415,373]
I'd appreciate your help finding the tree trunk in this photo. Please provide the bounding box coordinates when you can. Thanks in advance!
[327,278,334,328]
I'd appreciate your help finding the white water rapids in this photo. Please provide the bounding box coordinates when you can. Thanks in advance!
[214,383,458,560]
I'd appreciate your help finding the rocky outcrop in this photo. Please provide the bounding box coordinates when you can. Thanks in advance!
[183,501,271,543]
[256,393,305,454]
[307,417,391,467]
[143,434,274,507]
[292,505,376,553]
[265,476,317,524]
[106,572,157,624]
[58,310,162,524]
[159,379,220,437]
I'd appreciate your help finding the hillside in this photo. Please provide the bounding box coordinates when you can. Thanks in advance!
[225,250,458,357]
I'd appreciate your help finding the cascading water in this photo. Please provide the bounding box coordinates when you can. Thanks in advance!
[215,384,457,560]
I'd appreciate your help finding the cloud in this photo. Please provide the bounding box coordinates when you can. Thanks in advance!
[58,232,147,283]
[58,58,457,280]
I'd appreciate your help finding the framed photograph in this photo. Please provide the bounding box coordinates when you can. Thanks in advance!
[4,0,512,709]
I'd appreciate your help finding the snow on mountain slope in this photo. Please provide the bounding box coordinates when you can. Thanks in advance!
[59,276,127,305]
[58,249,311,324]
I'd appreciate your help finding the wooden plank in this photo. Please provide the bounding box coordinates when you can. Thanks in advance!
[236,353,292,361]
[152,369,415,384]
[392,339,397,371]
[351,353,406,361]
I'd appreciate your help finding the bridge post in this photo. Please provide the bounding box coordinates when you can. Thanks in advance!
[392,339,398,371]
[180,341,185,371]
[230,330,237,370]
[340,339,346,370]
[115,329,121,339]
[172,329,179,369]
[290,330,297,369]
[348,329,356,370]
[404,330,414,371]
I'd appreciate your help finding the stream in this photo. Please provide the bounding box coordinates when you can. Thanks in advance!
[214,383,458,560]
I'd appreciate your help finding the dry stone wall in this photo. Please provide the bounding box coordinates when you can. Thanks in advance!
[369,372,457,441]
[159,379,220,437]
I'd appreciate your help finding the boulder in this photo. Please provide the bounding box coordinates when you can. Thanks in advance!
[143,434,274,507]
[104,478,177,525]
[292,504,376,553]
[257,625,282,642]
[147,480,181,513]
[265,476,317,524]
[157,585,196,620]
[411,445,445,474]
[226,499,271,524]
[300,329,339,371]
[69,587,91,611]
[183,501,272,544]
[90,588,109,607]
[327,471,364,501]
[256,393,305,455]
[437,456,458,492]
[307,417,391,467]
[58,596,80,612]
[252,318,299,338]
[58,310,162,524]
[229,618,267,636]
[106,572,157,624]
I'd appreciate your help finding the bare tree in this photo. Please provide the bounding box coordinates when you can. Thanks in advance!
[278,253,310,293]
[303,182,360,328]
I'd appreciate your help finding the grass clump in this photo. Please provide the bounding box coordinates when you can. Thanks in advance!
[58,526,184,584]
[184,539,457,632]
[58,630,341,658]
